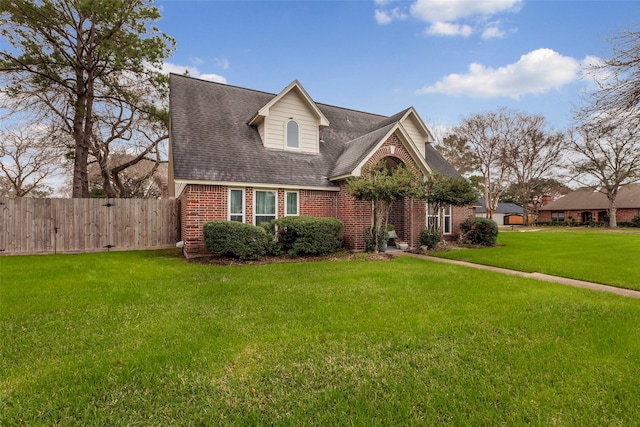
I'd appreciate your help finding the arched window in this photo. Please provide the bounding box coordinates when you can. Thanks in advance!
[286,120,299,149]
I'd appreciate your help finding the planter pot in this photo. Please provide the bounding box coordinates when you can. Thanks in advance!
[397,242,409,250]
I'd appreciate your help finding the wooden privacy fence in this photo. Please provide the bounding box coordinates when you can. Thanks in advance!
[0,198,180,255]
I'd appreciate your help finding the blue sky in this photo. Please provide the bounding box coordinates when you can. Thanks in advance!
[157,0,638,137]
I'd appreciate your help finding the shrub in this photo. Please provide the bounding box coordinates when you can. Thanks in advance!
[273,216,344,256]
[420,228,441,250]
[459,217,498,246]
[632,214,640,227]
[203,220,269,260]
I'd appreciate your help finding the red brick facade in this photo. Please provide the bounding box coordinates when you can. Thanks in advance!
[538,208,640,224]
[178,134,474,256]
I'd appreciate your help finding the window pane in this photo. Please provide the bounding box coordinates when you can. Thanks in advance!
[256,191,275,215]
[286,192,298,215]
[230,190,243,214]
[255,215,275,226]
[287,121,299,148]
[230,214,243,223]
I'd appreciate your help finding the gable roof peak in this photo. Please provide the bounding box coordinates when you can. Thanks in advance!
[249,79,330,128]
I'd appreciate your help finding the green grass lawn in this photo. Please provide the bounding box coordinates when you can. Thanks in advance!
[433,228,640,290]
[2,250,640,425]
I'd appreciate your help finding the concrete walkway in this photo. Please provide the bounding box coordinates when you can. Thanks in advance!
[392,251,640,299]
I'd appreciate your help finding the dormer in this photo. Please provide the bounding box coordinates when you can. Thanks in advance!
[398,107,435,159]
[249,80,330,154]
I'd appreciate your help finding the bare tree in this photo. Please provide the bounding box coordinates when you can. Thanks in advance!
[569,117,640,227]
[435,134,478,176]
[571,26,640,227]
[501,113,565,225]
[452,109,513,219]
[581,27,640,121]
[0,125,63,197]
[87,78,169,198]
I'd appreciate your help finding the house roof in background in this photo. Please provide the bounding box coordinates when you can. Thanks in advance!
[169,75,459,188]
[538,184,640,211]
[475,199,524,214]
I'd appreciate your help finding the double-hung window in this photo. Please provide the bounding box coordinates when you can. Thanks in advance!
[228,188,245,222]
[427,203,452,235]
[285,191,299,216]
[254,190,277,226]
[551,211,564,222]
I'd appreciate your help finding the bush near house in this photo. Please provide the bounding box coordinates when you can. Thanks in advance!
[203,220,270,260]
[420,228,441,250]
[459,217,499,246]
[273,216,344,256]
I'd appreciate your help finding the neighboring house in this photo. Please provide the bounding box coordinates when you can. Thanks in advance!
[168,75,472,256]
[474,200,526,225]
[538,184,640,224]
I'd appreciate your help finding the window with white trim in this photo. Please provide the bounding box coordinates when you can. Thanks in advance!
[228,188,245,222]
[427,203,452,235]
[254,190,277,226]
[285,191,299,216]
[286,120,299,149]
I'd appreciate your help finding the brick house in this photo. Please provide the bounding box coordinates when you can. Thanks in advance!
[538,184,640,224]
[168,75,472,256]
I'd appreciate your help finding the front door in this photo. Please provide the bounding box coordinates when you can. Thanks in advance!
[581,211,592,224]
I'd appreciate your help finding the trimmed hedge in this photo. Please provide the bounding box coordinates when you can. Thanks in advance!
[203,220,269,260]
[273,216,344,256]
[459,217,498,246]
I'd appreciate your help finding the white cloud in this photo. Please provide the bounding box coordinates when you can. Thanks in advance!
[427,21,473,37]
[410,0,522,22]
[374,0,520,39]
[216,57,230,70]
[160,62,227,84]
[417,48,582,99]
[482,26,505,39]
[374,7,408,25]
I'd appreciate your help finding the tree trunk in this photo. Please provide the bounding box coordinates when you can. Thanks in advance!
[608,197,618,228]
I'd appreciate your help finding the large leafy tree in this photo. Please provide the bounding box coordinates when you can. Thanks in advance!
[346,161,423,253]
[0,0,174,197]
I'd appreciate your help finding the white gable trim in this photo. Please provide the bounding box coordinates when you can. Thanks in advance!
[400,107,435,144]
[350,124,431,178]
[249,80,330,128]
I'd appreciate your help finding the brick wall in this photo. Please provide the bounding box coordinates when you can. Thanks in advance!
[179,184,227,254]
[300,190,338,217]
[539,208,640,224]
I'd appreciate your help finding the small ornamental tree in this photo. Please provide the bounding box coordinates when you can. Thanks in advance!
[346,160,422,253]
[423,173,479,237]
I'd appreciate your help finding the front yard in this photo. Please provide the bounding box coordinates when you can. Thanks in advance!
[2,248,640,425]
[432,228,640,290]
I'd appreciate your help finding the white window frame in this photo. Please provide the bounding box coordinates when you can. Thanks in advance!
[427,203,452,235]
[253,189,278,226]
[228,188,245,223]
[285,191,299,216]
[285,119,300,149]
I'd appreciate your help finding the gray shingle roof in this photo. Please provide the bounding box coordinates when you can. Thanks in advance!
[170,75,460,187]
[538,184,640,211]
[475,200,524,214]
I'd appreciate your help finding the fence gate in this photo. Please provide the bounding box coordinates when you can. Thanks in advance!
[0,198,179,255]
